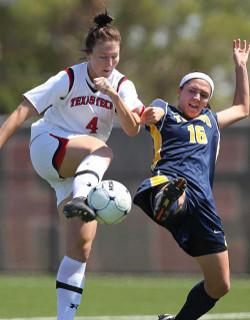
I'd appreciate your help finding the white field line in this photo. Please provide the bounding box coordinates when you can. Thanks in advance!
[1,313,250,320]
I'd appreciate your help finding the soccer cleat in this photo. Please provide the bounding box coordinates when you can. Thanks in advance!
[158,314,175,320]
[63,196,96,222]
[154,177,187,223]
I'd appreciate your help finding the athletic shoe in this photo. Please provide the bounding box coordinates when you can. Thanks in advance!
[158,314,175,320]
[154,177,187,222]
[63,196,96,222]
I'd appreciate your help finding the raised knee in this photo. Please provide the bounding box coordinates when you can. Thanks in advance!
[105,146,114,161]
[92,144,113,163]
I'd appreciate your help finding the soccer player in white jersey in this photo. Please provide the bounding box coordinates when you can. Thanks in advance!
[0,12,144,319]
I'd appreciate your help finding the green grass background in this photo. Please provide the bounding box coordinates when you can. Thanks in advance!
[0,274,249,318]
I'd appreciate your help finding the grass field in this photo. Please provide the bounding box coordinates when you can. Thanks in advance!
[0,274,249,318]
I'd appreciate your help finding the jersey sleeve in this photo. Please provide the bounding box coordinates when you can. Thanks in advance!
[23,70,70,114]
[118,79,145,116]
[144,98,168,132]
[150,98,168,113]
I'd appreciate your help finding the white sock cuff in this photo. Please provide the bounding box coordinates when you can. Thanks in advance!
[75,154,109,179]
[57,256,86,288]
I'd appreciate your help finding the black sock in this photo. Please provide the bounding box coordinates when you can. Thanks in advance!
[175,281,218,320]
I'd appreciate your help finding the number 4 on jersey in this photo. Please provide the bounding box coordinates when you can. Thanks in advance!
[86,117,98,133]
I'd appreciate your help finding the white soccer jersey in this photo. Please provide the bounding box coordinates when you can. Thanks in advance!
[24,62,144,142]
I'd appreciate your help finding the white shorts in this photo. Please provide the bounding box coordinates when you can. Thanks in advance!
[30,132,73,207]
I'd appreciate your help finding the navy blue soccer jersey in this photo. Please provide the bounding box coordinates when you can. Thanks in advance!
[148,103,220,200]
[133,102,227,256]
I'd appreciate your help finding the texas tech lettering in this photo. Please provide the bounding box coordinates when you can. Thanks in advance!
[71,95,113,110]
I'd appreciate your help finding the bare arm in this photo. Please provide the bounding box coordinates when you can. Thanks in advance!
[0,98,39,148]
[94,77,140,136]
[217,39,250,129]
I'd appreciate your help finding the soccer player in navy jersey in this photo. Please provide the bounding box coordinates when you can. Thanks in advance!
[134,39,250,320]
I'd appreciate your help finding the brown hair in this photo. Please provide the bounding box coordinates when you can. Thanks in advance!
[83,11,121,54]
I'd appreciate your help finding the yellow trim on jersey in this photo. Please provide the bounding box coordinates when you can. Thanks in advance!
[150,175,169,187]
[196,114,212,127]
[149,124,162,170]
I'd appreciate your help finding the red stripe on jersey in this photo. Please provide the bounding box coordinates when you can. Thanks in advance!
[116,76,145,116]
[117,76,128,92]
[138,105,145,117]
[131,105,145,117]
[50,134,69,175]
[65,67,74,93]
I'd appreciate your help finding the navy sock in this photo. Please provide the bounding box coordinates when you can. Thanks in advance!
[175,281,218,320]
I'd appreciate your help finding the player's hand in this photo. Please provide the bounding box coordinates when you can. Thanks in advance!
[140,107,165,125]
[233,39,250,67]
[94,77,116,96]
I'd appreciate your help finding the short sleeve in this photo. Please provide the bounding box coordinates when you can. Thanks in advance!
[23,70,69,114]
[118,79,144,115]
[148,98,168,129]
[150,98,168,113]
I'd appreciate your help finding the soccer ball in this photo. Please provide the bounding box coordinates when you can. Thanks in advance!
[87,180,132,225]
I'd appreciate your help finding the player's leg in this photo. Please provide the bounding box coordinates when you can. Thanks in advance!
[171,251,230,320]
[153,177,187,223]
[30,133,101,319]
[56,198,98,320]
[197,250,230,298]
[57,135,113,221]
[51,135,111,318]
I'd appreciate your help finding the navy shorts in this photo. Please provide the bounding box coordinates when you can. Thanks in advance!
[133,175,227,257]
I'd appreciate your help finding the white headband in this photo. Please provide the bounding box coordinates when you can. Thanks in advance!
[179,72,214,98]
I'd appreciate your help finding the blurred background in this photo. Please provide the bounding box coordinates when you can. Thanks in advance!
[0,0,250,276]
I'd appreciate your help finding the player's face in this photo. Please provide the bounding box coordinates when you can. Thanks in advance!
[178,79,211,119]
[87,40,120,80]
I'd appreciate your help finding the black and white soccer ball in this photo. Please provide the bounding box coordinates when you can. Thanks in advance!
[87,180,132,225]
